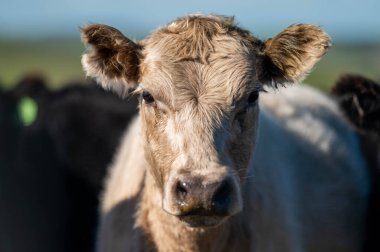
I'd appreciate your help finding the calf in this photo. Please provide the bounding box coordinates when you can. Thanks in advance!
[81,15,370,251]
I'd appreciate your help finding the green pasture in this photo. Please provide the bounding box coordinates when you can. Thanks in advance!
[0,39,379,91]
[0,39,86,90]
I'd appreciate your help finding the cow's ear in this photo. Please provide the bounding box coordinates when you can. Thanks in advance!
[256,24,331,86]
[81,24,142,96]
[332,74,380,134]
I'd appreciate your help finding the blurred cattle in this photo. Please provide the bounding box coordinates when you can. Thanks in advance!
[331,74,380,252]
[0,75,138,252]
[1,79,65,252]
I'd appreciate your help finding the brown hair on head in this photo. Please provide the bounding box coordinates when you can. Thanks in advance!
[81,15,331,96]
[144,15,260,63]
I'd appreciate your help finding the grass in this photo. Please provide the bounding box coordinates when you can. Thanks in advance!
[305,43,380,90]
[0,39,86,90]
[1,39,379,91]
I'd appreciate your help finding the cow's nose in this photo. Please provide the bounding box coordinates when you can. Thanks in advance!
[174,178,233,215]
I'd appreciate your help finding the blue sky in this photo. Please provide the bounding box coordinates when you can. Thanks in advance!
[1,0,380,42]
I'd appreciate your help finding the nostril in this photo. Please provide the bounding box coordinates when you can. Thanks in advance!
[211,180,233,213]
[176,181,189,202]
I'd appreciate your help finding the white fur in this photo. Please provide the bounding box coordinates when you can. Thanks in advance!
[98,84,369,252]
[81,54,133,97]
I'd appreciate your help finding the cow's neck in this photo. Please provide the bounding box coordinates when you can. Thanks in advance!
[136,172,250,252]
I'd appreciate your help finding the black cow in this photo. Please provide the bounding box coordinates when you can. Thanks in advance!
[0,75,138,252]
[331,74,380,252]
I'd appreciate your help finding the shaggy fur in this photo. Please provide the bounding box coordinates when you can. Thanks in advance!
[81,15,369,252]
[261,24,331,84]
[81,25,142,96]
[145,15,258,63]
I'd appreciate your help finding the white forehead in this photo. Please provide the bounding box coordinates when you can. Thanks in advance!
[140,56,257,110]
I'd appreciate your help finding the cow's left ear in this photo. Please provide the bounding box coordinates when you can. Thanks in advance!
[257,24,331,86]
[81,24,142,96]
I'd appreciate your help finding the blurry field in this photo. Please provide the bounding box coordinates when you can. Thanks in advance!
[306,43,380,90]
[0,39,86,90]
[0,39,379,91]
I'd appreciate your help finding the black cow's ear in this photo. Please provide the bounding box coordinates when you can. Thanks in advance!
[81,24,142,96]
[332,74,380,134]
[256,24,331,87]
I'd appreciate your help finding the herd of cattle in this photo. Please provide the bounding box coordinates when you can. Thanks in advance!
[0,75,138,252]
[0,73,379,251]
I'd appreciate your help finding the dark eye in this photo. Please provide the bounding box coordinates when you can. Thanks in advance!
[234,90,259,127]
[247,90,259,105]
[142,91,155,104]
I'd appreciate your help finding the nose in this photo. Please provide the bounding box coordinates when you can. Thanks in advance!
[174,178,233,216]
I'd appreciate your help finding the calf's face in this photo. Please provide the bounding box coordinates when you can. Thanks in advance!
[139,48,259,226]
[81,15,330,227]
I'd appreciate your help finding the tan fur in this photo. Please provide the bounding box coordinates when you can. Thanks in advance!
[142,15,258,64]
[262,24,331,83]
[81,15,368,252]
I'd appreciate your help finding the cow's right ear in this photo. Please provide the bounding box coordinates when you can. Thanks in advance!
[81,24,142,96]
[256,24,331,87]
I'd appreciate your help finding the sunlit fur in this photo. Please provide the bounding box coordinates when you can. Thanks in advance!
[81,15,369,252]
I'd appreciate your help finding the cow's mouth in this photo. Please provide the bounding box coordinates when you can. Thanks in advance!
[173,207,230,227]
[178,214,227,227]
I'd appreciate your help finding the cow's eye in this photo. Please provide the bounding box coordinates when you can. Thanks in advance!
[247,90,259,105]
[142,91,155,104]
[234,90,260,127]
